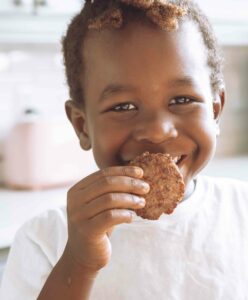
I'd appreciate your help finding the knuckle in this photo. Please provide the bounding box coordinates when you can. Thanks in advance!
[104,210,115,222]
[106,193,117,205]
[101,167,118,177]
[101,166,129,177]
[103,176,114,186]
[129,178,136,190]
[122,167,128,176]
[101,168,109,177]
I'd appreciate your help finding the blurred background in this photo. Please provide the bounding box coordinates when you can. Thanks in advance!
[0,0,248,281]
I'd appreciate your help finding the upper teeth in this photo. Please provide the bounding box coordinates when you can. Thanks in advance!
[172,156,182,163]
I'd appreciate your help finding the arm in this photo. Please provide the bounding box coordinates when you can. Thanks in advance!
[37,243,98,300]
[38,166,148,299]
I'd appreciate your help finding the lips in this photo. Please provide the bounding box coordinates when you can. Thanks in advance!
[122,153,187,166]
[172,155,187,166]
[172,156,182,164]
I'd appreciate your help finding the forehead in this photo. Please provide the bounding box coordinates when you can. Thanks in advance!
[82,20,210,95]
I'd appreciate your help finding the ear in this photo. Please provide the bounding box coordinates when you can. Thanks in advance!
[65,100,91,151]
[213,86,225,136]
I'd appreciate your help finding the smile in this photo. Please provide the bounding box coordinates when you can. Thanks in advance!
[122,154,188,166]
[172,155,187,166]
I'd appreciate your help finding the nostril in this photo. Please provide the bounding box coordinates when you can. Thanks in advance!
[131,112,178,144]
[132,125,178,144]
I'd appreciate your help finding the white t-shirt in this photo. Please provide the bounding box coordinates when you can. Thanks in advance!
[1,176,248,300]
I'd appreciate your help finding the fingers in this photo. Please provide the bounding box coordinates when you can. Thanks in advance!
[73,193,146,221]
[68,169,150,212]
[72,166,144,191]
[67,166,150,241]
[66,166,148,271]
[82,175,149,203]
[87,209,135,236]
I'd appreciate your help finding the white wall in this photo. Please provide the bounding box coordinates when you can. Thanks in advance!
[194,0,248,21]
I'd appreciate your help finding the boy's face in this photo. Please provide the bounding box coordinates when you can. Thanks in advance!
[66,20,224,195]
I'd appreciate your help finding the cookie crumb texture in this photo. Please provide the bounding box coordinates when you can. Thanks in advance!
[129,152,185,220]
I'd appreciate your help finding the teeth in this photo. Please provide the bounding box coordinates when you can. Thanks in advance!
[172,156,182,164]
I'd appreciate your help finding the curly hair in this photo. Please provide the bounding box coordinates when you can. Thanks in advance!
[62,0,224,106]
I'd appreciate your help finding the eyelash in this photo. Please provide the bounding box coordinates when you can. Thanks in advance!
[169,97,195,106]
[109,97,196,112]
[109,102,136,112]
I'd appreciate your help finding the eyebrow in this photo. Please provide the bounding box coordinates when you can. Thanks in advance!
[98,84,137,103]
[98,76,197,103]
[168,76,197,89]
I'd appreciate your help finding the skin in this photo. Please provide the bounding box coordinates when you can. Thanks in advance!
[38,20,225,300]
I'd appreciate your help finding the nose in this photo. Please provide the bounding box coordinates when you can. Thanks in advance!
[132,112,178,144]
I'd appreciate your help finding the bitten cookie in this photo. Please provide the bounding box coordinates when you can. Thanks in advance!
[129,152,185,220]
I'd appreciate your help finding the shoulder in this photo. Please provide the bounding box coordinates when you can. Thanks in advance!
[15,206,68,265]
[19,206,67,237]
[0,207,68,299]
[197,175,248,210]
[198,175,248,193]
[22,205,67,233]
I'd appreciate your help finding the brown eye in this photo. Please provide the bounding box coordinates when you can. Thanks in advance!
[170,97,194,105]
[110,103,136,112]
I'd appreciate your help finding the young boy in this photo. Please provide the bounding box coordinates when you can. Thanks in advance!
[1,0,248,299]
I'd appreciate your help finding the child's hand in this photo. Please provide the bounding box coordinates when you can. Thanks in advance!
[65,166,150,274]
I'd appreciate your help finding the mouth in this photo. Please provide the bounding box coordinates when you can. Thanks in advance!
[172,155,187,166]
[122,154,188,167]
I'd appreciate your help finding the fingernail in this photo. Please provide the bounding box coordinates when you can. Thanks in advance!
[135,168,143,177]
[141,182,150,191]
[129,167,143,177]
[130,211,137,219]
[137,197,146,206]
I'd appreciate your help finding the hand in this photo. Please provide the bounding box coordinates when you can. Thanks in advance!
[65,166,150,274]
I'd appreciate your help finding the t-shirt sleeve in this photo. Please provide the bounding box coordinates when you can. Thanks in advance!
[0,208,67,300]
[0,226,53,300]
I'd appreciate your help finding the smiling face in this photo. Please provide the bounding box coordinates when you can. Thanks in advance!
[66,20,224,196]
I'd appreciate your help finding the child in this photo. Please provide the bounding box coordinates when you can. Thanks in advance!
[1,0,248,299]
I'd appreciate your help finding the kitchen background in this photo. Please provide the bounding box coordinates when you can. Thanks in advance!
[0,0,248,283]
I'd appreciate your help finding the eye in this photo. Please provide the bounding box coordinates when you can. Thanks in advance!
[169,97,195,105]
[109,102,137,112]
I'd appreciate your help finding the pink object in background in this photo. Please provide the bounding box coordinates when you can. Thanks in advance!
[3,110,97,190]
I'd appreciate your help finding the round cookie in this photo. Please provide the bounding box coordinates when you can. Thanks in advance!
[129,152,185,220]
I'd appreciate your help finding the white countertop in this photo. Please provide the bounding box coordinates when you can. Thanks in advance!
[0,156,247,249]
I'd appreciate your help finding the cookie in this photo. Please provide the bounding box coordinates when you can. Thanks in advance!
[129,152,185,220]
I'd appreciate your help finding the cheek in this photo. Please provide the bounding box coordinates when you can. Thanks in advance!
[198,120,217,158]
[190,104,216,144]
[199,108,217,148]
[181,119,217,189]
[90,120,128,169]
[192,115,217,170]
[183,105,217,169]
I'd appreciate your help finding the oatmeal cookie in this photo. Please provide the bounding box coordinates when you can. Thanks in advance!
[129,152,185,220]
